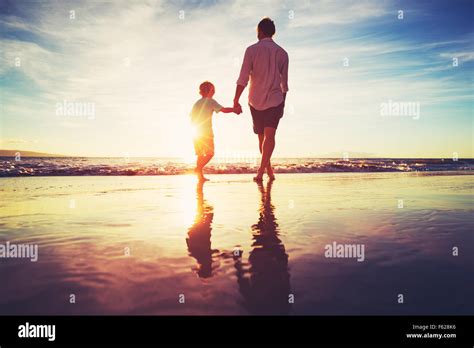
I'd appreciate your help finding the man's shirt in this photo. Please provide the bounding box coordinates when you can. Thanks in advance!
[237,38,289,111]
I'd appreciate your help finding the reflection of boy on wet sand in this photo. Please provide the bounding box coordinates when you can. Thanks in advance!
[186,181,218,278]
[233,181,291,314]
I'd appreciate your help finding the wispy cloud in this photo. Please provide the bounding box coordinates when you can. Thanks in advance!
[0,0,473,157]
[286,0,389,28]
[1,138,38,145]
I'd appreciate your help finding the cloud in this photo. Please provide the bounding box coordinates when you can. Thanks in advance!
[286,0,389,28]
[1,138,38,145]
[0,0,472,157]
[440,51,474,63]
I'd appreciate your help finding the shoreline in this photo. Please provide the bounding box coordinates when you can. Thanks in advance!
[1,170,473,178]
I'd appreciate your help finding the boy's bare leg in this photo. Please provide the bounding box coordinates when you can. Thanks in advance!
[201,153,213,168]
[196,154,213,181]
[255,128,276,181]
[196,155,205,180]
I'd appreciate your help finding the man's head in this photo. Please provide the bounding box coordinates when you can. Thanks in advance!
[199,81,215,98]
[257,17,275,40]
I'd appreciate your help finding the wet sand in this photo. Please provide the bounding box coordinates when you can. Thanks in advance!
[0,172,473,315]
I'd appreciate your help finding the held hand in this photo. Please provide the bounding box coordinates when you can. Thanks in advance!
[235,104,242,114]
[233,101,242,115]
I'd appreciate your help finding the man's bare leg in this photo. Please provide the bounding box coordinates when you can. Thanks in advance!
[257,134,275,180]
[254,127,276,181]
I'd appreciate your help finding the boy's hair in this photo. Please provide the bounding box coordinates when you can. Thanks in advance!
[258,17,275,37]
[199,81,214,96]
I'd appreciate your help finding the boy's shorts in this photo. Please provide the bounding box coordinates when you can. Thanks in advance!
[194,135,214,156]
[250,102,285,135]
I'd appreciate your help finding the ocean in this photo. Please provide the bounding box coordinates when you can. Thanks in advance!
[1,157,473,176]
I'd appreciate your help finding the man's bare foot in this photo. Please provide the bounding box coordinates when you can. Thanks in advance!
[266,167,275,181]
[253,170,264,182]
[254,167,265,181]
[253,168,265,182]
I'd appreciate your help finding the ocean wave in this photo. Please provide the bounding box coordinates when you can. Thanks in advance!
[0,157,472,177]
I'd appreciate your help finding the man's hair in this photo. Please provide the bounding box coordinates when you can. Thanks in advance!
[258,17,276,37]
[199,81,214,96]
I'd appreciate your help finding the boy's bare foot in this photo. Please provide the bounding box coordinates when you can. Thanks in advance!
[253,173,264,182]
[195,167,208,181]
[197,171,209,182]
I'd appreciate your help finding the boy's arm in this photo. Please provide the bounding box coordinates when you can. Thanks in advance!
[212,99,240,114]
[219,107,239,114]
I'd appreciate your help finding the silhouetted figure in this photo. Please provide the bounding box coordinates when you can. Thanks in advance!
[233,17,289,181]
[186,181,218,278]
[234,180,292,314]
[190,81,241,181]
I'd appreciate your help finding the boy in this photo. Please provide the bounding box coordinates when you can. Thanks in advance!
[190,81,241,181]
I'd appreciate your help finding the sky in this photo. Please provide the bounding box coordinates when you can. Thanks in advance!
[0,0,473,158]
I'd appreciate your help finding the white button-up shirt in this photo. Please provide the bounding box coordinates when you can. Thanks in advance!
[237,38,289,111]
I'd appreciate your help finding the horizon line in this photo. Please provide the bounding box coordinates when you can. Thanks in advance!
[1,149,472,160]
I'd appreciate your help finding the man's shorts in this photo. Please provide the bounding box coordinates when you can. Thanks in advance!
[194,135,214,156]
[249,102,285,135]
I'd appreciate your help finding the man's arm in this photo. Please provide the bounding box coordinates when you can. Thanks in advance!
[233,84,245,109]
[280,51,289,101]
[234,47,252,108]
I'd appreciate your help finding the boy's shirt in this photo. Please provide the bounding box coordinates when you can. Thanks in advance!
[190,97,223,137]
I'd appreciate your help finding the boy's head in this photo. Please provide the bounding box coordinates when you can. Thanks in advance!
[199,81,215,98]
[257,17,275,40]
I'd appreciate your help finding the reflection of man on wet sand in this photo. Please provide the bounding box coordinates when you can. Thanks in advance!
[186,181,218,278]
[234,180,291,314]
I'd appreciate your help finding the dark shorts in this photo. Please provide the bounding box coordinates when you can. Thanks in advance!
[249,102,285,135]
[194,135,214,156]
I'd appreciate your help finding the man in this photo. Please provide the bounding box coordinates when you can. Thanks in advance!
[233,17,289,181]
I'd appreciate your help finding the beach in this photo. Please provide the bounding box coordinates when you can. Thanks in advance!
[0,172,473,315]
